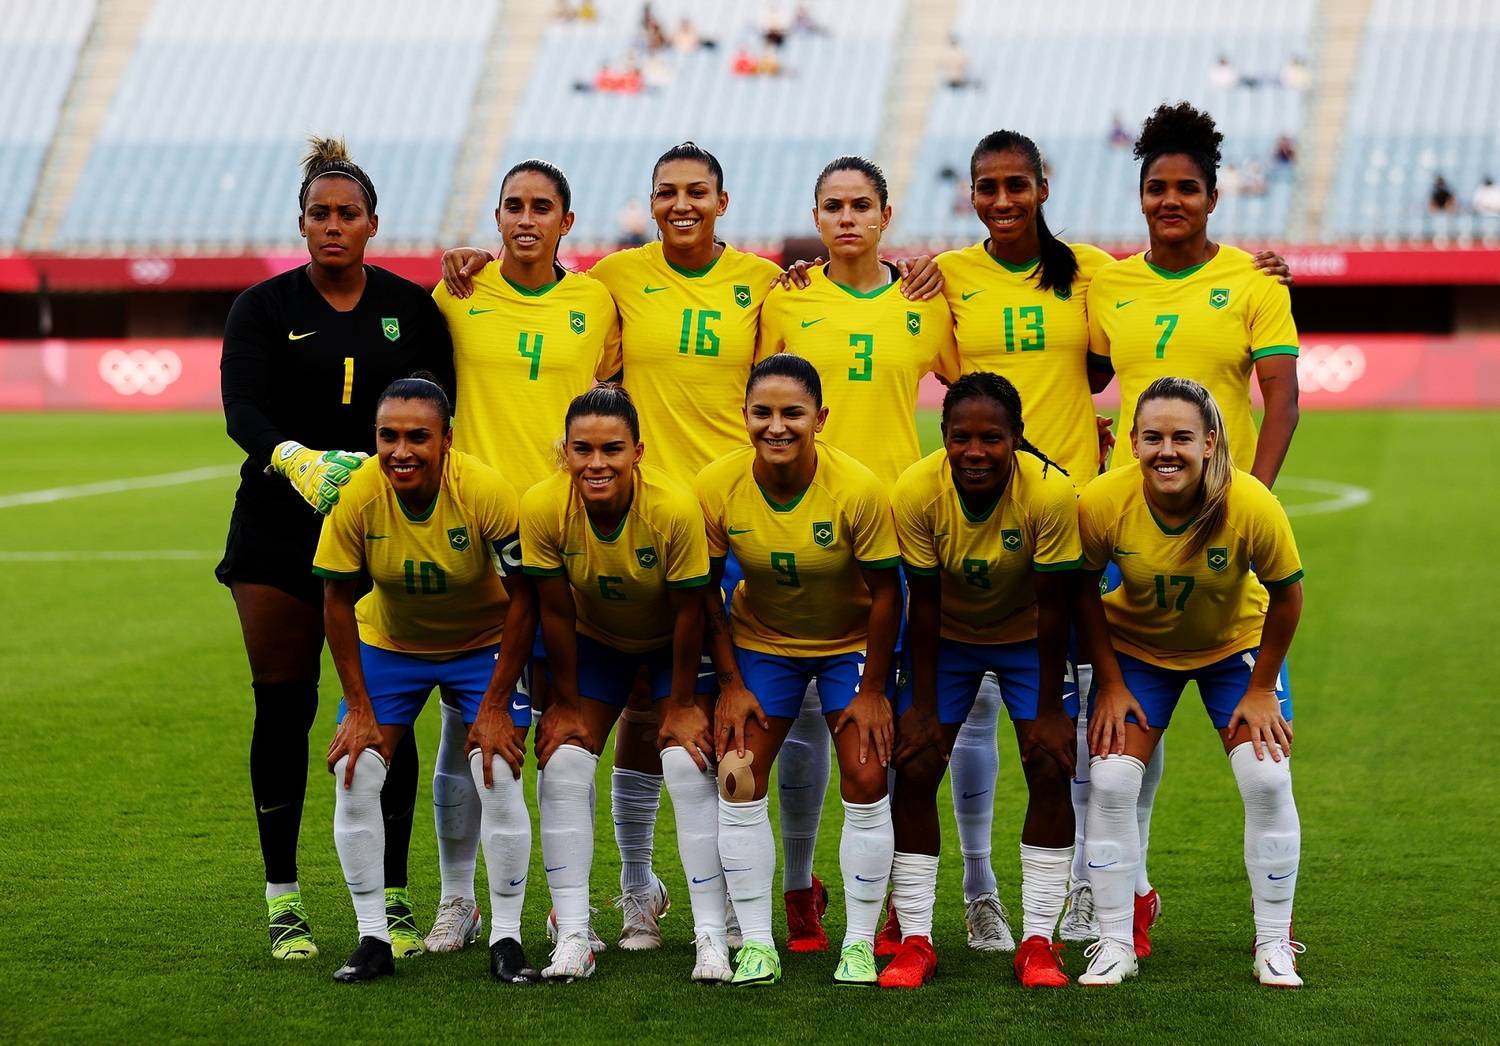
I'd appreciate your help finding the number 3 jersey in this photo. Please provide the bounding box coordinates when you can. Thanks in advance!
[313,450,520,656]
[695,444,901,657]
[1077,466,1304,670]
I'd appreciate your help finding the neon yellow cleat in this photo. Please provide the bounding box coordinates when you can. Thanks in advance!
[833,940,878,985]
[385,887,425,959]
[268,892,318,961]
[730,940,781,986]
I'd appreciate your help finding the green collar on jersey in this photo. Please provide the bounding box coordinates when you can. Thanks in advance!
[756,480,809,513]
[1145,500,1197,535]
[1143,257,1210,280]
[397,490,440,523]
[502,272,561,297]
[985,248,1039,273]
[828,276,897,300]
[665,251,723,279]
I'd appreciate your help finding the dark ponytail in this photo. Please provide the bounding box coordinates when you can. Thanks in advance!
[941,371,1068,479]
[969,130,1078,295]
[377,370,452,431]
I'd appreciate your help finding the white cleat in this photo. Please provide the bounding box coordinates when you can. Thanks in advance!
[1078,938,1140,986]
[614,877,671,951]
[691,933,733,983]
[1253,938,1305,988]
[725,897,743,951]
[542,932,597,982]
[965,892,1017,952]
[1059,880,1099,943]
[424,895,482,953]
[547,907,606,954]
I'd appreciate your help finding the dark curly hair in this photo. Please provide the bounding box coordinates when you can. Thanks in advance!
[1134,102,1224,194]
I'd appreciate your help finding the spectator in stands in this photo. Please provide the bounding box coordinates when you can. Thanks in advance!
[1273,135,1297,169]
[1109,114,1133,148]
[1429,175,1457,213]
[1209,54,1237,90]
[794,3,827,34]
[1280,54,1312,91]
[672,17,702,52]
[762,3,791,48]
[641,4,668,51]
[943,35,975,90]
[1472,177,1500,217]
[1241,161,1269,197]
[732,47,760,76]
[643,52,673,90]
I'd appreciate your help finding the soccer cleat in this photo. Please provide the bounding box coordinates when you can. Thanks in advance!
[730,940,782,986]
[614,877,671,951]
[964,892,1016,952]
[542,932,596,981]
[425,895,482,953]
[874,896,902,958]
[784,875,830,953]
[1014,935,1069,988]
[725,897,743,950]
[833,939,879,986]
[1059,880,1099,943]
[1253,938,1305,988]
[332,936,395,983]
[267,892,318,960]
[546,907,606,954]
[384,887,425,959]
[691,934,734,983]
[877,935,937,989]
[490,937,539,983]
[1132,888,1161,958]
[1078,938,1139,987]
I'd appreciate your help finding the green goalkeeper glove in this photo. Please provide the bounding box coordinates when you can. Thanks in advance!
[267,441,368,515]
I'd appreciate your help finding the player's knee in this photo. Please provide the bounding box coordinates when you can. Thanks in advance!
[894,750,945,800]
[333,749,388,797]
[837,760,887,804]
[718,749,761,803]
[1229,742,1294,812]
[1087,754,1145,814]
[1020,746,1071,795]
[540,744,597,800]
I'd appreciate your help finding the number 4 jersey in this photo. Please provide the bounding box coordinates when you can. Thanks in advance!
[313,450,521,656]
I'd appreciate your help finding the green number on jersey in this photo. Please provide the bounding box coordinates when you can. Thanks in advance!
[1002,305,1045,352]
[1154,314,1178,360]
[403,559,447,594]
[771,552,800,588]
[962,558,991,589]
[1153,573,1194,610]
[848,333,874,381]
[518,331,543,380]
[598,575,626,601]
[677,309,722,357]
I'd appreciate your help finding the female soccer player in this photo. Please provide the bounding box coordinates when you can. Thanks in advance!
[883,372,1081,990]
[1074,377,1304,988]
[422,159,620,954]
[314,376,535,984]
[698,354,903,987]
[524,385,727,983]
[218,137,453,961]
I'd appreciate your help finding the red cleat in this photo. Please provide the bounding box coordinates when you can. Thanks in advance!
[874,896,903,958]
[1013,935,1069,987]
[878,935,937,989]
[1133,889,1161,958]
[785,875,830,953]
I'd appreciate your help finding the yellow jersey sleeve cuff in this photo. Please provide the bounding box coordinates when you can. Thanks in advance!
[522,565,566,577]
[1261,568,1305,588]
[1251,344,1299,361]
[858,555,902,570]
[1033,556,1084,573]
[666,573,712,590]
[311,566,360,580]
[901,560,940,576]
[1086,351,1114,372]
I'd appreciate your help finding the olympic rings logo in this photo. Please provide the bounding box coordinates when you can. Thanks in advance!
[98,349,183,396]
[1296,343,1366,393]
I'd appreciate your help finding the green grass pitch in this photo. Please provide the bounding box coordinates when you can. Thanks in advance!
[1,409,1496,1042]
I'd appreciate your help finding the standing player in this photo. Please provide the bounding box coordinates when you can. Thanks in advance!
[883,373,1081,990]
[523,386,727,983]
[422,159,620,954]
[314,376,535,984]
[1074,377,1304,988]
[218,138,453,961]
[698,355,903,987]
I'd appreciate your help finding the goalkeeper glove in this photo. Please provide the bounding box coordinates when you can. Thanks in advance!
[267,441,368,514]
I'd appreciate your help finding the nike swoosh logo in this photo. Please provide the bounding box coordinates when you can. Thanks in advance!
[1112,548,1137,556]
[258,803,291,814]
[1114,300,1135,309]
[960,290,984,301]
[800,318,825,328]
[961,790,989,800]
[722,867,751,873]
[366,534,388,540]
[509,877,527,887]
[727,527,753,536]
[691,873,723,884]
[467,307,495,316]
[287,330,317,341]
[1098,961,1119,975]
[544,864,566,873]
[1087,860,1118,870]
[644,285,668,294]
[1266,962,1286,976]
[1267,872,1295,881]
[854,874,883,883]
[780,782,810,790]
[512,700,527,711]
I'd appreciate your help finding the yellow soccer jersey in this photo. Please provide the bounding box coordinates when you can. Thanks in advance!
[1087,245,1299,473]
[757,265,960,485]
[894,449,1082,646]
[1078,466,1304,670]
[434,263,622,493]
[589,242,782,480]
[520,465,711,653]
[695,444,901,657]
[937,241,1115,491]
[313,450,521,655]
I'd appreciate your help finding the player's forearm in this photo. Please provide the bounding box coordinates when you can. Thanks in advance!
[1252,583,1302,692]
[1073,572,1125,690]
[322,583,370,707]
[703,588,742,689]
[860,572,902,693]
[1252,369,1300,487]
[536,581,582,706]
[485,579,537,701]
[668,595,705,706]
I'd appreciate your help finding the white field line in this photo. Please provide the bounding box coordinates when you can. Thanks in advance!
[0,465,238,510]
[1276,477,1373,517]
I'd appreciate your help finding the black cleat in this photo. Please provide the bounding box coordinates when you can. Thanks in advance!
[490,938,539,983]
[333,936,395,983]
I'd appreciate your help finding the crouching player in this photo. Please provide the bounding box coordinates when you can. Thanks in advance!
[884,373,1081,989]
[525,385,727,983]
[315,375,537,984]
[1076,376,1305,987]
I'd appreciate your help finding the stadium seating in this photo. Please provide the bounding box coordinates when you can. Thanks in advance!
[0,0,95,247]
[55,0,497,249]
[472,0,904,248]
[1325,0,1500,244]
[899,0,1314,246]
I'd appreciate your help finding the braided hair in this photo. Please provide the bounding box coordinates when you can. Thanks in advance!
[941,371,1068,479]
[299,136,377,213]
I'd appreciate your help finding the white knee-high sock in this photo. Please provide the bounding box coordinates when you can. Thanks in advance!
[1019,843,1073,942]
[1136,741,1164,895]
[1230,742,1300,946]
[778,682,829,892]
[840,797,894,948]
[469,750,531,945]
[890,851,939,942]
[951,674,1000,900]
[435,701,480,901]
[333,750,390,941]
[1084,755,1144,948]
[661,747,727,940]
[719,796,774,947]
[539,745,598,937]
[611,767,662,893]
[1071,666,1093,883]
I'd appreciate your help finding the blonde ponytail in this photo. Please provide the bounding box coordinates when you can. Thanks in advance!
[1133,376,1233,559]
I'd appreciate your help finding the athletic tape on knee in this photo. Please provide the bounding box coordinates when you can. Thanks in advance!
[718,749,756,802]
